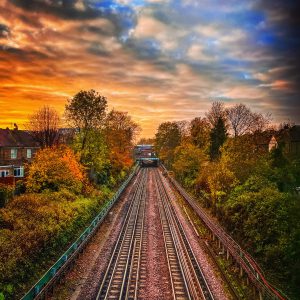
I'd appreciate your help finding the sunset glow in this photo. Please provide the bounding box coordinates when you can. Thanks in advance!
[1,0,299,136]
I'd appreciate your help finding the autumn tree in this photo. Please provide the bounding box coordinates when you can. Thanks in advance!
[65,90,107,152]
[226,103,270,137]
[172,143,207,188]
[26,146,85,194]
[190,117,211,149]
[155,121,181,167]
[26,106,61,148]
[137,137,155,145]
[104,110,140,176]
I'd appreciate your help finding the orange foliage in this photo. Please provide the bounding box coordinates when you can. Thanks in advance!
[26,145,86,193]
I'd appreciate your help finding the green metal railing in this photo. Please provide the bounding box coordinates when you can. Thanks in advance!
[22,165,139,300]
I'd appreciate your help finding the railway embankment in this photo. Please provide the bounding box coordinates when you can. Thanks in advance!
[50,167,231,300]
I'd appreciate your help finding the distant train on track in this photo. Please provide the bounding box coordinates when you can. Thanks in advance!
[134,144,159,167]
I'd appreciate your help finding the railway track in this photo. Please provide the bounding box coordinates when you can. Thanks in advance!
[96,167,214,300]
[96,168,148,300]
[154,169,214,300]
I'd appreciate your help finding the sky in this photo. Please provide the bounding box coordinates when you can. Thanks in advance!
[0,0,299,137]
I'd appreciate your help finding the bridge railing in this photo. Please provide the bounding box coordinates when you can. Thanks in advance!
[22,164,139,300]
[163,167,287,300]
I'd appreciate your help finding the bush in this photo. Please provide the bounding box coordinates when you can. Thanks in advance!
[223,176,300,296]
[0,184,14,208]
[26,146,86,194]
[0,191,105,299]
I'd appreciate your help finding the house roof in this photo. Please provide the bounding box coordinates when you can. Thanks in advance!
[0,128,39,147]
[275,125,300,143]
[289,125,300,141]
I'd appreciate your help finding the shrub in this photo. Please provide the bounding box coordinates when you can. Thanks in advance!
[26,146,86,194]
[0,184,14,208]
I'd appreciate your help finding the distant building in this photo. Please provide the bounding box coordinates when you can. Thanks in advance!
[268,136,278,152]
[0,128,40,183]
[268,125,300,158]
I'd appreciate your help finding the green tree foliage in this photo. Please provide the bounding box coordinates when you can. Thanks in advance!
[155,121,181,167]
[0,190,105,299]
[162,100,300,297]
[209,117,227,160]
[206,162,238,215]
[72,129,110,185]
[224,176,300,294]
[65,90,107,152]
[172,143,207,189]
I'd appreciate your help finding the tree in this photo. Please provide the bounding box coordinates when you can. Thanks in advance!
[155,121,181,167]
[26,146,85,194]
[190,117,210,149]
[226,103,270,137]
[172,143,207,188]
[205,101,227,128]
[137,137,155,145]
[209,117,227,160]
[72,129,110,185]
[104,110,140,176]
[26,106,61,148]
[65,90,107,151]
[220,135,267,183]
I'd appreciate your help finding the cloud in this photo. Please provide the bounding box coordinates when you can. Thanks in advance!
[0,0,299,136]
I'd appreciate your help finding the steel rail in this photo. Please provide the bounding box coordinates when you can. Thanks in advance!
[125,169,147,300]
[96,168,148,300]
[21,165,139,300]
[154,169,214,300]
[158,171,215,300]
[155,172,191,300]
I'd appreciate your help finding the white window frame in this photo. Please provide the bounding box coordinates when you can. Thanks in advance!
[14,166,24,178]
[27,148,32,159]
[0,170,9,177]
[11,148,18,159]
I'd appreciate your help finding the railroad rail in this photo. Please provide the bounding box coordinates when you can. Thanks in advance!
[154,169,214,300]
[96,168,148,300]
[22,165,139,300]
[163,166,287,300]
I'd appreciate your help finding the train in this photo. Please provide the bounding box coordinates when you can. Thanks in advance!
[134,144,159,167]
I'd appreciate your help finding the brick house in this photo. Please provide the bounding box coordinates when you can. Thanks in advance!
[0,127,40,183]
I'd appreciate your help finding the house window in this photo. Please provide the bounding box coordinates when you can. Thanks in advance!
[0,170,9,177]
[11,148,18,159]
[14,167,24,177]
[27,149,32,159]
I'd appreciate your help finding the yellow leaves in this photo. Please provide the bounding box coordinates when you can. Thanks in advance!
[61,147,84,182]
[26,145,86,194]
